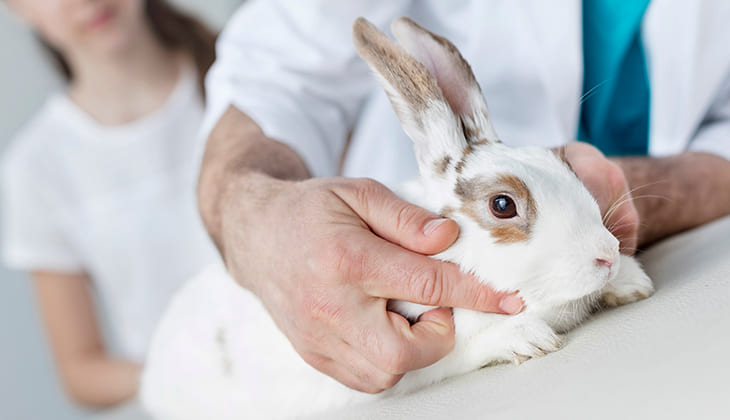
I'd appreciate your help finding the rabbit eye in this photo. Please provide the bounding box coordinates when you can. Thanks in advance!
[490,195,517,219]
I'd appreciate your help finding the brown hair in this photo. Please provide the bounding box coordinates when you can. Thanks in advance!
[41,0,217,98]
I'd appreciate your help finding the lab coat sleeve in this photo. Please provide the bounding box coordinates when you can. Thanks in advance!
[200,0,412,177]
[687,70,730,161]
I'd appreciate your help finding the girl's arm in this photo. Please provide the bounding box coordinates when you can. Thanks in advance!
[32,271,140,408]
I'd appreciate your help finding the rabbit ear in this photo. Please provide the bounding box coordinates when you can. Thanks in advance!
[391,17,500,145]
[353,17,468,177]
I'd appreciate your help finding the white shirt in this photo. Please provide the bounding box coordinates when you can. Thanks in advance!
[1,65,219,362]
[202,0,730,189]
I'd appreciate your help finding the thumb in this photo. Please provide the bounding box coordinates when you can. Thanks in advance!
[333,178,459,255]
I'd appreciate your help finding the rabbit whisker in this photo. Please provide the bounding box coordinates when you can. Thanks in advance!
[602,181,670,224]
[579,80,609,105]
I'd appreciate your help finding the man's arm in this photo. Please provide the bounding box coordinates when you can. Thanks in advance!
[615,152,730,247]
[197,106,523,393]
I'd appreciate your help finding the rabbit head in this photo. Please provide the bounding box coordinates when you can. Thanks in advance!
[353,17,620,306]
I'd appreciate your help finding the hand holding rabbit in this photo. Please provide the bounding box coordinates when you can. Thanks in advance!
[216,171,523,393]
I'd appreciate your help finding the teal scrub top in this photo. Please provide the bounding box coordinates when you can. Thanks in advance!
[579,0,652,156]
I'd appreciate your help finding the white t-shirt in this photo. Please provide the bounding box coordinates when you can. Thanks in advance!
[1,65,219,362]
[201,0,730,189]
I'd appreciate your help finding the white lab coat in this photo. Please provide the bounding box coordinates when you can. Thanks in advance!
[202,0,730,188]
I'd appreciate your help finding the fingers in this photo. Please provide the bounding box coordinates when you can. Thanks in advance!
[345,307,456,376]
[605,198,639,255]
[390,307,456,371]
[284,177,525,393]
[332,178,460,255]
[352,232,523,314]
[594,160,640,254]
[305,306,457,390]
[561,143,640,253]
[301,342,404,393]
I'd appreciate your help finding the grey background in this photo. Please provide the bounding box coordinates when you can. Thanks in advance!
[0,2,243,419]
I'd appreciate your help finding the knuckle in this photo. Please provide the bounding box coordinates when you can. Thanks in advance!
[575,141,601,155]
[362,374,401,393]
[387,352,411,375]
[394,202,421,234]
[357,382,385,394]
[603,161,628,189]
[411,266,444,304]
[354,367,393,393]
[302,294,345,326]
[379,343,412,374]
[299,351,325,371]
[381,374,403,390]
[351,178,383,210]
[468,286,497,312]
[356,177,382,194]
[328,177,382,213]
[323,237,367,282]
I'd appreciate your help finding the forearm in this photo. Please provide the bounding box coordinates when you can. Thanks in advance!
[59,356,140,408]
[197,106,310,251]
[613,152,730,247]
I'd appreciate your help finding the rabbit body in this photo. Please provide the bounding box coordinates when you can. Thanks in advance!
[141,17,654,420]
[141,184,651,420]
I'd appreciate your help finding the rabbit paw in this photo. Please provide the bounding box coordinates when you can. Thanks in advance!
[601,255,654,307]
[505,320,563,365]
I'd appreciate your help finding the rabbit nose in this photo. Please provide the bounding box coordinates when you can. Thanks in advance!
[595,257,614,269]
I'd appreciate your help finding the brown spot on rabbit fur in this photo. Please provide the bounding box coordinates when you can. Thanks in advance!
[460,117,495,146]
[454,145,474,174]
[439,205,456,218]
[461,120,481,144]
[453,138,491,174]
[353,18,443,118]
[434,155,453,174]
[455,174,537,244]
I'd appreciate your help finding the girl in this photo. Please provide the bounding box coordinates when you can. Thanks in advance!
[1,0,219,407]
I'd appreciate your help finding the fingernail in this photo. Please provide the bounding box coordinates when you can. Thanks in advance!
[423,218,448,236]
[499,295,524,314]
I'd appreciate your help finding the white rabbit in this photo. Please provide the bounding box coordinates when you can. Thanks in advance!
[140,17,654,420]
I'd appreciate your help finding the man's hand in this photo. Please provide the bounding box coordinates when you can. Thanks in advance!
[558,142,640,254]
[199,106,523,394]
[558,142,730,250]
[218,173,523,393]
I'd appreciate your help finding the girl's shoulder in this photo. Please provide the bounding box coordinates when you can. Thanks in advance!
[1,93,73,178]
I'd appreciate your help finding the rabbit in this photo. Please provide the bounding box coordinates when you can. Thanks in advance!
[140,16,655,420]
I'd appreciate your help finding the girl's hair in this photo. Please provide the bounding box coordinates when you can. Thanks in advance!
[41,0,217,97]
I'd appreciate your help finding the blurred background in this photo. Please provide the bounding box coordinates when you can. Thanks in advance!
[0,1,243,419]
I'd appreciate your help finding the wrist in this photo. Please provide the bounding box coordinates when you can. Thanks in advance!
[196,107,310,252]
[216,171,294,267]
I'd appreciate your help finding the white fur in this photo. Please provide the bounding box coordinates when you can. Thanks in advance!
[140,17,654,420]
